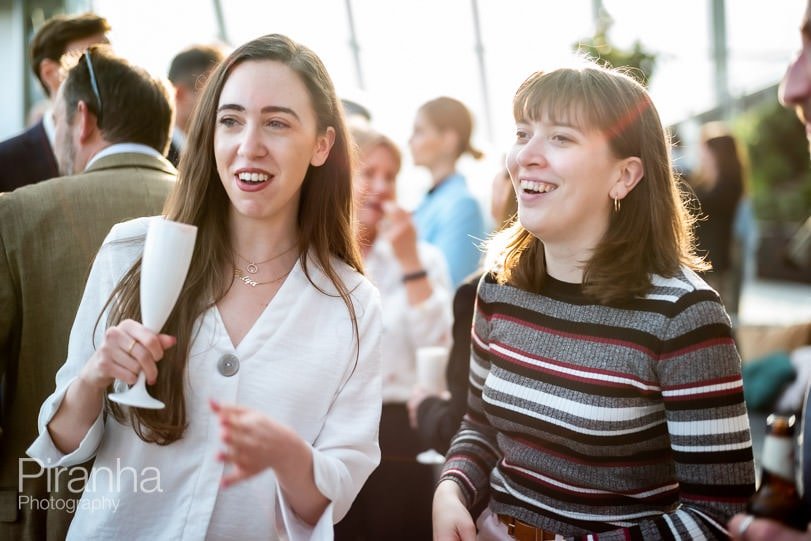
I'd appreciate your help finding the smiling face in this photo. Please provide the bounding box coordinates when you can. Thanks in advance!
[214,59,334,229]
[356,143,399,230]
[507,114,626,253]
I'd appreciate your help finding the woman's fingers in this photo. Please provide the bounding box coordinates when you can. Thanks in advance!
[115,320,176,385]
[221,465,251,489]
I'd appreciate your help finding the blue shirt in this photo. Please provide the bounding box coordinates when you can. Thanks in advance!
[413,173,485,287]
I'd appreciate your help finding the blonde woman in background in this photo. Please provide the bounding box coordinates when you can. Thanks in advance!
[335,127,452,541]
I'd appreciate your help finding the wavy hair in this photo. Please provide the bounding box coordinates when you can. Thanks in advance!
[492,63,705,303]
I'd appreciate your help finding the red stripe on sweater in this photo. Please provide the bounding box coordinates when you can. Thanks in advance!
[492,340,660,391]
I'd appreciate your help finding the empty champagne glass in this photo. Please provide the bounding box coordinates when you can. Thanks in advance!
[109,218,197,409]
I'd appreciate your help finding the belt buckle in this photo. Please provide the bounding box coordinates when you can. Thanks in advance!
[505,515,517,536]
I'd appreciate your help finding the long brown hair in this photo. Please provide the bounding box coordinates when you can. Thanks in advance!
[492,64,705,304]
[102,34,363,444]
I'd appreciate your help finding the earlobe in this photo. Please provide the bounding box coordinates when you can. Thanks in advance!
[441,129,460,156]
[310,127,336,167]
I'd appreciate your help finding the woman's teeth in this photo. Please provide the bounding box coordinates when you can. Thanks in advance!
[520,180,556,194]
[238,172,269,183]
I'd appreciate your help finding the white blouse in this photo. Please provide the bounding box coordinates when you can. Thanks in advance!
[27,217,383,541]
[364,240,452,403]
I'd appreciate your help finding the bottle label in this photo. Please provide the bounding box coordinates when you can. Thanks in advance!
[761,435,795,481]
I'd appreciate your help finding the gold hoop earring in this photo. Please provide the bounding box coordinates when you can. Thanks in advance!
[613,197,621,213]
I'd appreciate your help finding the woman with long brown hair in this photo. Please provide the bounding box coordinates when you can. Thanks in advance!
[433,62,755,540]
[691,122,750,319]
[28,34,383,540]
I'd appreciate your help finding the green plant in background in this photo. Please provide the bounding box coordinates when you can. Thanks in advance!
[734,97,811,224]
[573,7,657,86]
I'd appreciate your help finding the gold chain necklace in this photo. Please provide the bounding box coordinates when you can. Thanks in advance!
[234,243,297,274]
[233,266,291,287]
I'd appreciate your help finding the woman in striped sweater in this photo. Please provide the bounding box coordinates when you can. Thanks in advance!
[432,62,756,541]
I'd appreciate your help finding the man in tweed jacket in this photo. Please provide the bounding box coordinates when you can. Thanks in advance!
[0,46,175,541]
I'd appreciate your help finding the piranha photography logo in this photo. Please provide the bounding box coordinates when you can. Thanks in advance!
[17,458,163,514]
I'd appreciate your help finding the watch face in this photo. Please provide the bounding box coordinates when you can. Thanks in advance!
[802,387,811,505]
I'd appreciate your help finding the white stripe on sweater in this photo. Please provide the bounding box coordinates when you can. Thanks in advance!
[670,440,752,453]
[662,379,742,397]
[667,413,749,436]
[484,398,664,438]
[492,473,667,523]
[675,509,709,541]
[487,374,664,423]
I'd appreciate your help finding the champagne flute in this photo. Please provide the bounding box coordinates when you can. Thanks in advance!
[109,218,197,409]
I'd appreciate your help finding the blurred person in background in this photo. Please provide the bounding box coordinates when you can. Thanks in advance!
[166,43,226,166]
[410,96,487,287]
[407,164,517,456]
[0,44,175,541]
[433,62,754,541]
[690,122,750,322]
[335,126,452,541]
[0,12,110,192]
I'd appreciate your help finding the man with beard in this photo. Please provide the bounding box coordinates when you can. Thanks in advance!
[728,1,811,540]
[0,45,175,540]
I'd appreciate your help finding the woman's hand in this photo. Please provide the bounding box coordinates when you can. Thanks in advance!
[211,400,299,488]
[728,514,811,541]
[79,318,175,389]
[433,479,476,541]
[379,201,420,269]
[211,400,329,523]
[407,385,432,429]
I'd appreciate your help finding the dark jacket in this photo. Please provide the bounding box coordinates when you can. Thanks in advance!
[0,120,59,192]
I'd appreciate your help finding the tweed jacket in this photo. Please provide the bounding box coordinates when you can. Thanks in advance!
[0,152,175,541]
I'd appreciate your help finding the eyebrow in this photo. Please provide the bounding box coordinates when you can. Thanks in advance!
[516,117,580,129]
[216,104,300,121]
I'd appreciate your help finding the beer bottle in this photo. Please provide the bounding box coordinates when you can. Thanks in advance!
[747,414,809,530]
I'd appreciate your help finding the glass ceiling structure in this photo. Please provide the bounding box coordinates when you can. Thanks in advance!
[1,0,804,208]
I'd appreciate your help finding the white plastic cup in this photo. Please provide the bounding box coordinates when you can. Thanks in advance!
[416,346,449,394]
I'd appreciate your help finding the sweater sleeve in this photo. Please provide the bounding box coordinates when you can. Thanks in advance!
[580,289,756,540]
[438,278,501,511]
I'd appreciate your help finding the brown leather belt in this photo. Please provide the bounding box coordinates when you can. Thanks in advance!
[498,514,558,541]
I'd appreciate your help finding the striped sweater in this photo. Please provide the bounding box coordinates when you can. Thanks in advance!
[440,268,755,540]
